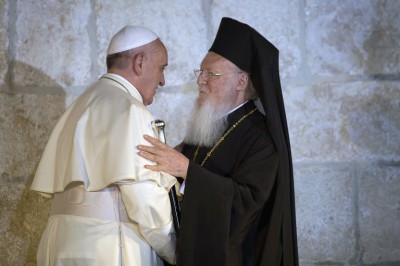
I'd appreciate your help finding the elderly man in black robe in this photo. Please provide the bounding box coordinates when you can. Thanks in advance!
[138,17,299,266]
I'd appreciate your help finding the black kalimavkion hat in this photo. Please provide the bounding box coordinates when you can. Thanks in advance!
[209,17,299,266]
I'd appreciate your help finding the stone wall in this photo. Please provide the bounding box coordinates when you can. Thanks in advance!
[0,0,399,265]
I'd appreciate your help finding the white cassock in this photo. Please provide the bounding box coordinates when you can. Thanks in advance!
[31,73,176,266]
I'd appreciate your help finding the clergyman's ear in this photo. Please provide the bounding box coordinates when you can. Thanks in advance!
[236,72,248,92]
[132,53,144,75]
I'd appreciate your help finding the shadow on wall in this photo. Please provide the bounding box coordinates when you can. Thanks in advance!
[0,61,66,265]
[363,25,400,76]
[341,84,400,160]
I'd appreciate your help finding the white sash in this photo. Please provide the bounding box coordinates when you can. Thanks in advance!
[51,184,130,223]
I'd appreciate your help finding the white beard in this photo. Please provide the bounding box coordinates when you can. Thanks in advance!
[183,98,230,147]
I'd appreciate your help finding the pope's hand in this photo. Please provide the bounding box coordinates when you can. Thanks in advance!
[137,135,189,179]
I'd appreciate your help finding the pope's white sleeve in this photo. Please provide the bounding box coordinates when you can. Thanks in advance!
[119,180,176,264]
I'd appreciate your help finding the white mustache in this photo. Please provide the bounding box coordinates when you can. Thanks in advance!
[198,86,209,93]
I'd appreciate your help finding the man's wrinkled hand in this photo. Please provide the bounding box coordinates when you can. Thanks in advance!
[137,135,189,179]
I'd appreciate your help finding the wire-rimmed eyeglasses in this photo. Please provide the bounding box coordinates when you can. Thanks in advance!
[193,69,242,79]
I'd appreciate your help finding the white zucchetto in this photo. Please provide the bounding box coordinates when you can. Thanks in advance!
[107,25,158,55]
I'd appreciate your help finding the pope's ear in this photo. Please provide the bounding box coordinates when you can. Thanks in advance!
[132,53,145,75]
[237,73,248,92]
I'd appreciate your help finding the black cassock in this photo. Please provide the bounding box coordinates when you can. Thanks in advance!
[176,101,297,266]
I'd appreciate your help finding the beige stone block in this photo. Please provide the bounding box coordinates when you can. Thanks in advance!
[209,0,302,80]
[13,0,92,88]
[299,261,343,266]
[305,1,400,76]
[358,165,400,263]
[0,183,50,266]
[95,0,206,86]
[0,0,8,48]
[285,81,400,162]
[0,50,8,87]
[0,92,66,177]
[0,0,9,87]
[148,84,198,147]
[294,165,355,263]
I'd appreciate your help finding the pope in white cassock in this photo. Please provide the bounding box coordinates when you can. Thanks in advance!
[31,25,176,265]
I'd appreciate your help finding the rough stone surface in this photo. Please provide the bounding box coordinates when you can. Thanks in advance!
[0,0,8,48]
[13,0,92,89]
[0,51,7,88]
[285,81,400,162]
[305,0,400,77]
[0,92,66,177]
[0,183,50,266]
[358,164,400,264]
[294,165,355,264]
[0,0,9,88]
[148,84,198,147]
